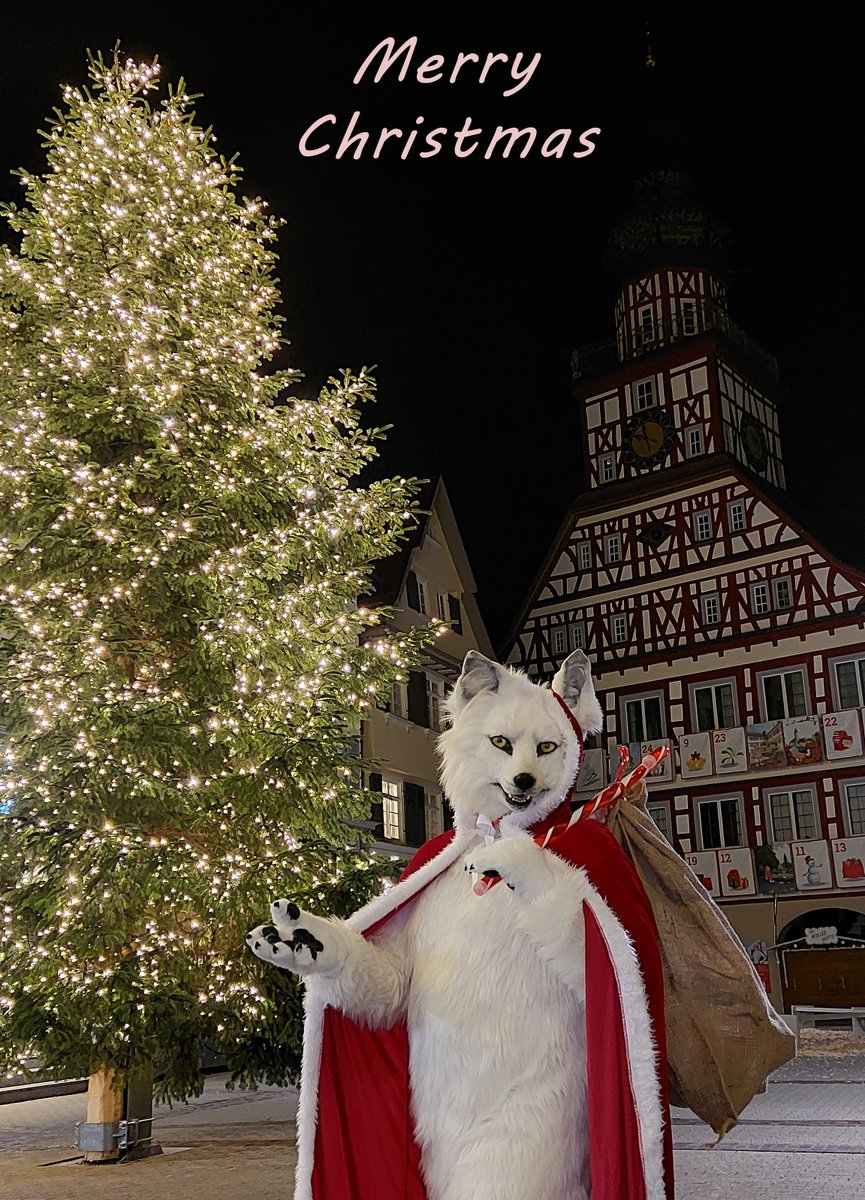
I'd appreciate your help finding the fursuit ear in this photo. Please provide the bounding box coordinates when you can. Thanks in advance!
[448,650,505,717]
[552,650,604,735]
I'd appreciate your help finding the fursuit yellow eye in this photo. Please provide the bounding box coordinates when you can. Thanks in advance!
[489,735,512,753]
[537,741,558,755]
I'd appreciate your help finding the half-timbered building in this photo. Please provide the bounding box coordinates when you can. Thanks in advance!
[506,160,865,1013]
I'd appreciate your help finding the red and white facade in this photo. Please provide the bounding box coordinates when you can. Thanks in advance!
[508,224,865,1008]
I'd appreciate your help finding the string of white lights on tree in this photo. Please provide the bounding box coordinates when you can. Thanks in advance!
[0,51,440,1100]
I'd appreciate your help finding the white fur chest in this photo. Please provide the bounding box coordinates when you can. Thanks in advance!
[403,839,589,1200]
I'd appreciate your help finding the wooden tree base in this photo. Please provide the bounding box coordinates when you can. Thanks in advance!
[84,1068,124,1162]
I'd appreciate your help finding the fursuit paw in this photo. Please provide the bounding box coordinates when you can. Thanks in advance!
[466,833,554,903]
[246,900,349,976]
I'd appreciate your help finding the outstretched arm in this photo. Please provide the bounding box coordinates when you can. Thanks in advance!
[247,899,410,1028]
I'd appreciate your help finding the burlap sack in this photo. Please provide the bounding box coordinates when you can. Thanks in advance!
[606,781,795,1138]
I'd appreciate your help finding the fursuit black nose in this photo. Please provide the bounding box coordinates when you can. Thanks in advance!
[513,773,535,792]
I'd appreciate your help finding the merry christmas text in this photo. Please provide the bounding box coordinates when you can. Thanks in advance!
[297,35,601,162]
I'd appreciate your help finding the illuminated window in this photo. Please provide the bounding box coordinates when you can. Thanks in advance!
[381,779,401,841]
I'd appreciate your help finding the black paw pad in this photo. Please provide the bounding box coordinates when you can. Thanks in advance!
[291,927,325,961]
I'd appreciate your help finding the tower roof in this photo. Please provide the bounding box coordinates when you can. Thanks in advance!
[603,66,731,280]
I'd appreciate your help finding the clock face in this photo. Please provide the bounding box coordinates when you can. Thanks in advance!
[623,407,676,469]
[740,417,768,470]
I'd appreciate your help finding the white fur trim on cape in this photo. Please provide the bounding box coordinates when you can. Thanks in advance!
[293,829,473,1200]
[583,891,667,1200]
[293,828,666,1200]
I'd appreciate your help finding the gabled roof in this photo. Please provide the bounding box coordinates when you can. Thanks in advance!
[501,452,865,658]
[363,475,495,661]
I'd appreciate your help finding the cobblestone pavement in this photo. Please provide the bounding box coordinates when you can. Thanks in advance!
[674,1053,865,1199]
[0,1056,863,1198]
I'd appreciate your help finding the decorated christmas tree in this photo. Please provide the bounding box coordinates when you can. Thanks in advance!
[0,51,432,1100]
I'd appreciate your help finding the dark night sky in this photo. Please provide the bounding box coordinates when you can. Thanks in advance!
[1,8,863,649]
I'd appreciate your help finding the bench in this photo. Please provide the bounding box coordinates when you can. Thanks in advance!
[791,1004,865,1040]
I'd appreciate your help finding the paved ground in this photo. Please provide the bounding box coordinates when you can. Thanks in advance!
[1,1055,863,1198]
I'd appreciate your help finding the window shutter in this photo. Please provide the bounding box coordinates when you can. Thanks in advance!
[441,794,454,832]
[448,594,463,635]
[403,782,426,847]
[407,670,430,727]
[406,570,421,612]
[368,772,383,839]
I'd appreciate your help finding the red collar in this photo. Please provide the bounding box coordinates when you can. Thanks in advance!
[550,690,584,812]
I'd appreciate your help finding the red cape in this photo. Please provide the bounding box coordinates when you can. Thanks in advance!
[296,802,674,1200]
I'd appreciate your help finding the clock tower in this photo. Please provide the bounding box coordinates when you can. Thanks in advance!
[506,108,865,1012]
[575,156,785,493]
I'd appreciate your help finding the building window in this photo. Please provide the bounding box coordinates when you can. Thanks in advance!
[767,787,819,842]
[692,679,737,731]
[436,592,448,621]
[751,582,771,615]
[680,298,698,336]
[381,779,401,841]
[698,796,743,849]
[633,377,656,411]
[773,578,793,611]
[760,667,808,720]
[605,534,621,564]
[844,781,865,836]
[578,541,592,571]
[552,627,568,656]
[390,680,407,719]
[611,614,628,644]
[692,511,713,543]
[600,454,616,483]
[637,308,655,349]
[622,692,664,742]
[647,801,671,842]
[426,675,445,732]
[701,594,721,626]
[685,426,704,458]
[728,500,746,532]
[406,569,429,615]
[572,621,587,650]
[831,655,865,709]
[426,790,444,840]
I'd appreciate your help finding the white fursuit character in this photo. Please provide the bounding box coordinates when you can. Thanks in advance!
[248,650,673,1200]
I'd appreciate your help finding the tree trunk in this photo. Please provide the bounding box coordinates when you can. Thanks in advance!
[84,1068,123,1162]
